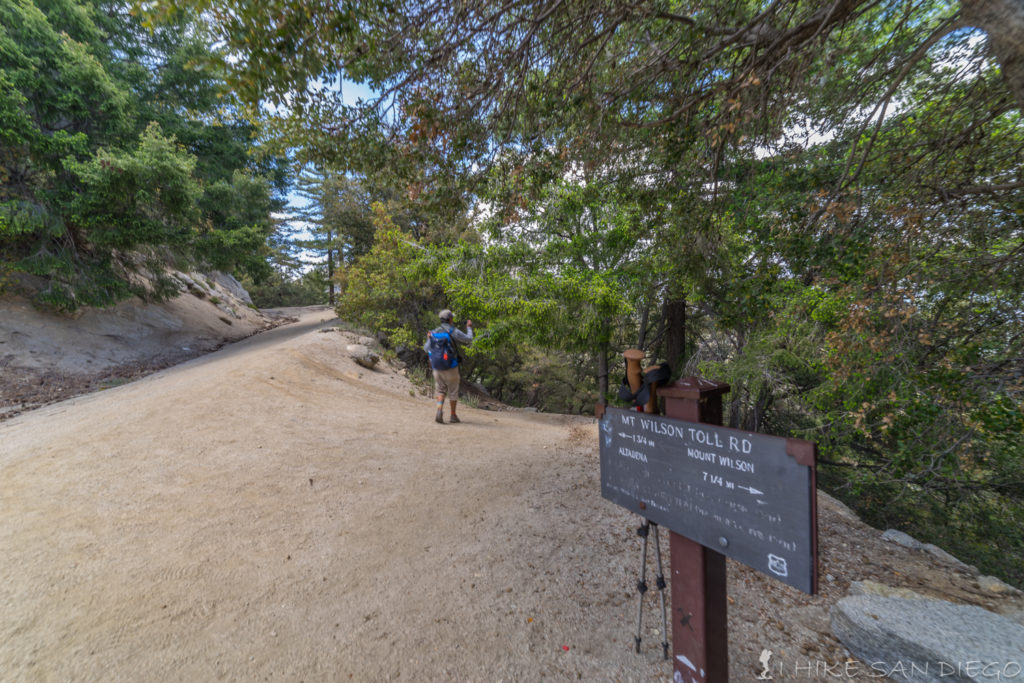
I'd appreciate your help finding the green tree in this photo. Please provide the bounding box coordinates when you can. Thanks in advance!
[334,202,444,349]
[165,0,1024,582]
[292,165,374,304]
[2,0,284,309]
[464,174,663,401]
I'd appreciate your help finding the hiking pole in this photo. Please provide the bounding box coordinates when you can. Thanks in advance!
[634,520,651,653]
[651,521,670,660]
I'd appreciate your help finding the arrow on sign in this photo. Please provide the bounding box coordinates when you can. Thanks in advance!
[738,485,764,495]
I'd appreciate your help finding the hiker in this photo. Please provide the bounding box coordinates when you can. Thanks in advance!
[424,309,473,424]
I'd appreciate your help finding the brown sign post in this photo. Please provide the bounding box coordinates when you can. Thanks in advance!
[659,377,731,683]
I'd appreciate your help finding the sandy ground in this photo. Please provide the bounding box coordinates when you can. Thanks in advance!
[2,307,1022,682]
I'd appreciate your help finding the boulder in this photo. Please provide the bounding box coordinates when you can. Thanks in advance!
[847,580,928,601]
[818,491,861,523]
[921,543,971,570]
[209,272,253,305]
[978,575,1021,595]
[831,594,1024,682]
[1004,609,1024,628]
[881,530,973,571]
[881,529,924,550]
[394,345,422,368]
[346,344,379,369]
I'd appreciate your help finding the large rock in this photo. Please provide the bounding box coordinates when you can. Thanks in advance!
[394,345,423,368]
[831,594,1024,682]
[847,580,928,601]
[209,272,253,306]
[818,491,861,523]
[881,529,973,571]
[978,575,1022,595]
[346,344,379,369]
[881,528,924,550]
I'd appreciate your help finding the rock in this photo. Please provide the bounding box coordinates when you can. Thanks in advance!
[346,344,379,369]
[848,580,927,601]
[831,594,1024,682]
[209,272,253,306]
[881,530,972,570]
[173,272,201,292]
[978,575,1021,595]
[881,529,924,550]
[356,336,376,348]
[818,491,861,523]
[921,543,971,570]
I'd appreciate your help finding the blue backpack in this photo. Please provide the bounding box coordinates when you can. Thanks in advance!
[427,326,459,370]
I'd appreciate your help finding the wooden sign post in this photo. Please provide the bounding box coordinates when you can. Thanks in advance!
[599,376,818,683]
[660,378,731,683]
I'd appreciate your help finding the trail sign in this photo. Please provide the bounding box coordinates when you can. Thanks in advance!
[600,406,817,594]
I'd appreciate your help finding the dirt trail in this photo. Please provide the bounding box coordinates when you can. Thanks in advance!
[0,308,660,681]
[2,307,1021,682]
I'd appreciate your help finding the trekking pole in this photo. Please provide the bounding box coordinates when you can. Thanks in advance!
[651,521,670,660]
[634,520,651,653]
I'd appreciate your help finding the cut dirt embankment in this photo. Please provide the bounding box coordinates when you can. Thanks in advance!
[0,271,282,421]
[1,305,1022,681]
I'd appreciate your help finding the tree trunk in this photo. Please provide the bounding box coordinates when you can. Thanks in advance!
[327,230,336,306]
[728,384,744,429]
[962,0,1024,112]
[744,384,774,433]
[661,297,687,379]
[637,299,651,350]
[597,340,609,406]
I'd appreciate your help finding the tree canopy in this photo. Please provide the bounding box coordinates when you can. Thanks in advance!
[1,0,285,309]
[142,0,1024,584]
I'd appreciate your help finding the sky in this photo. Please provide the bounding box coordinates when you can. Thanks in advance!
[281,78,378,208]
[272,79,380,272]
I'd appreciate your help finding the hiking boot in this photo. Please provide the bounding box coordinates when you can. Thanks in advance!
[435,409,444,424]
[449,414,461,424]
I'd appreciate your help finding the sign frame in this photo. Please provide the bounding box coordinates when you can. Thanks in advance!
[599,406,818,594]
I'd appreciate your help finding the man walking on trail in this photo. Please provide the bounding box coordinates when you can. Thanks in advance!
[424,309,473,424]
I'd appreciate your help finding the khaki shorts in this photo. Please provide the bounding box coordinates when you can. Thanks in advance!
[433,367,461,399]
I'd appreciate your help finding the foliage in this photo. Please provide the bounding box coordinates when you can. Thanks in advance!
[66,123,200,251]
[158,0,1024,584]
[1,0,283,309]
[290,166,374,304]
[240,268,328,307]
[334,203,445,350]
[195,171,278,280]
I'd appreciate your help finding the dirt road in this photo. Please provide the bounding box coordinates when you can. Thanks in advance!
[0,308,672,681]
[3,308,1020,682]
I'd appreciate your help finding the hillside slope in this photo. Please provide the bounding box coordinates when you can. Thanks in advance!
[1,308,1022,681]
[0,271,280,420]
